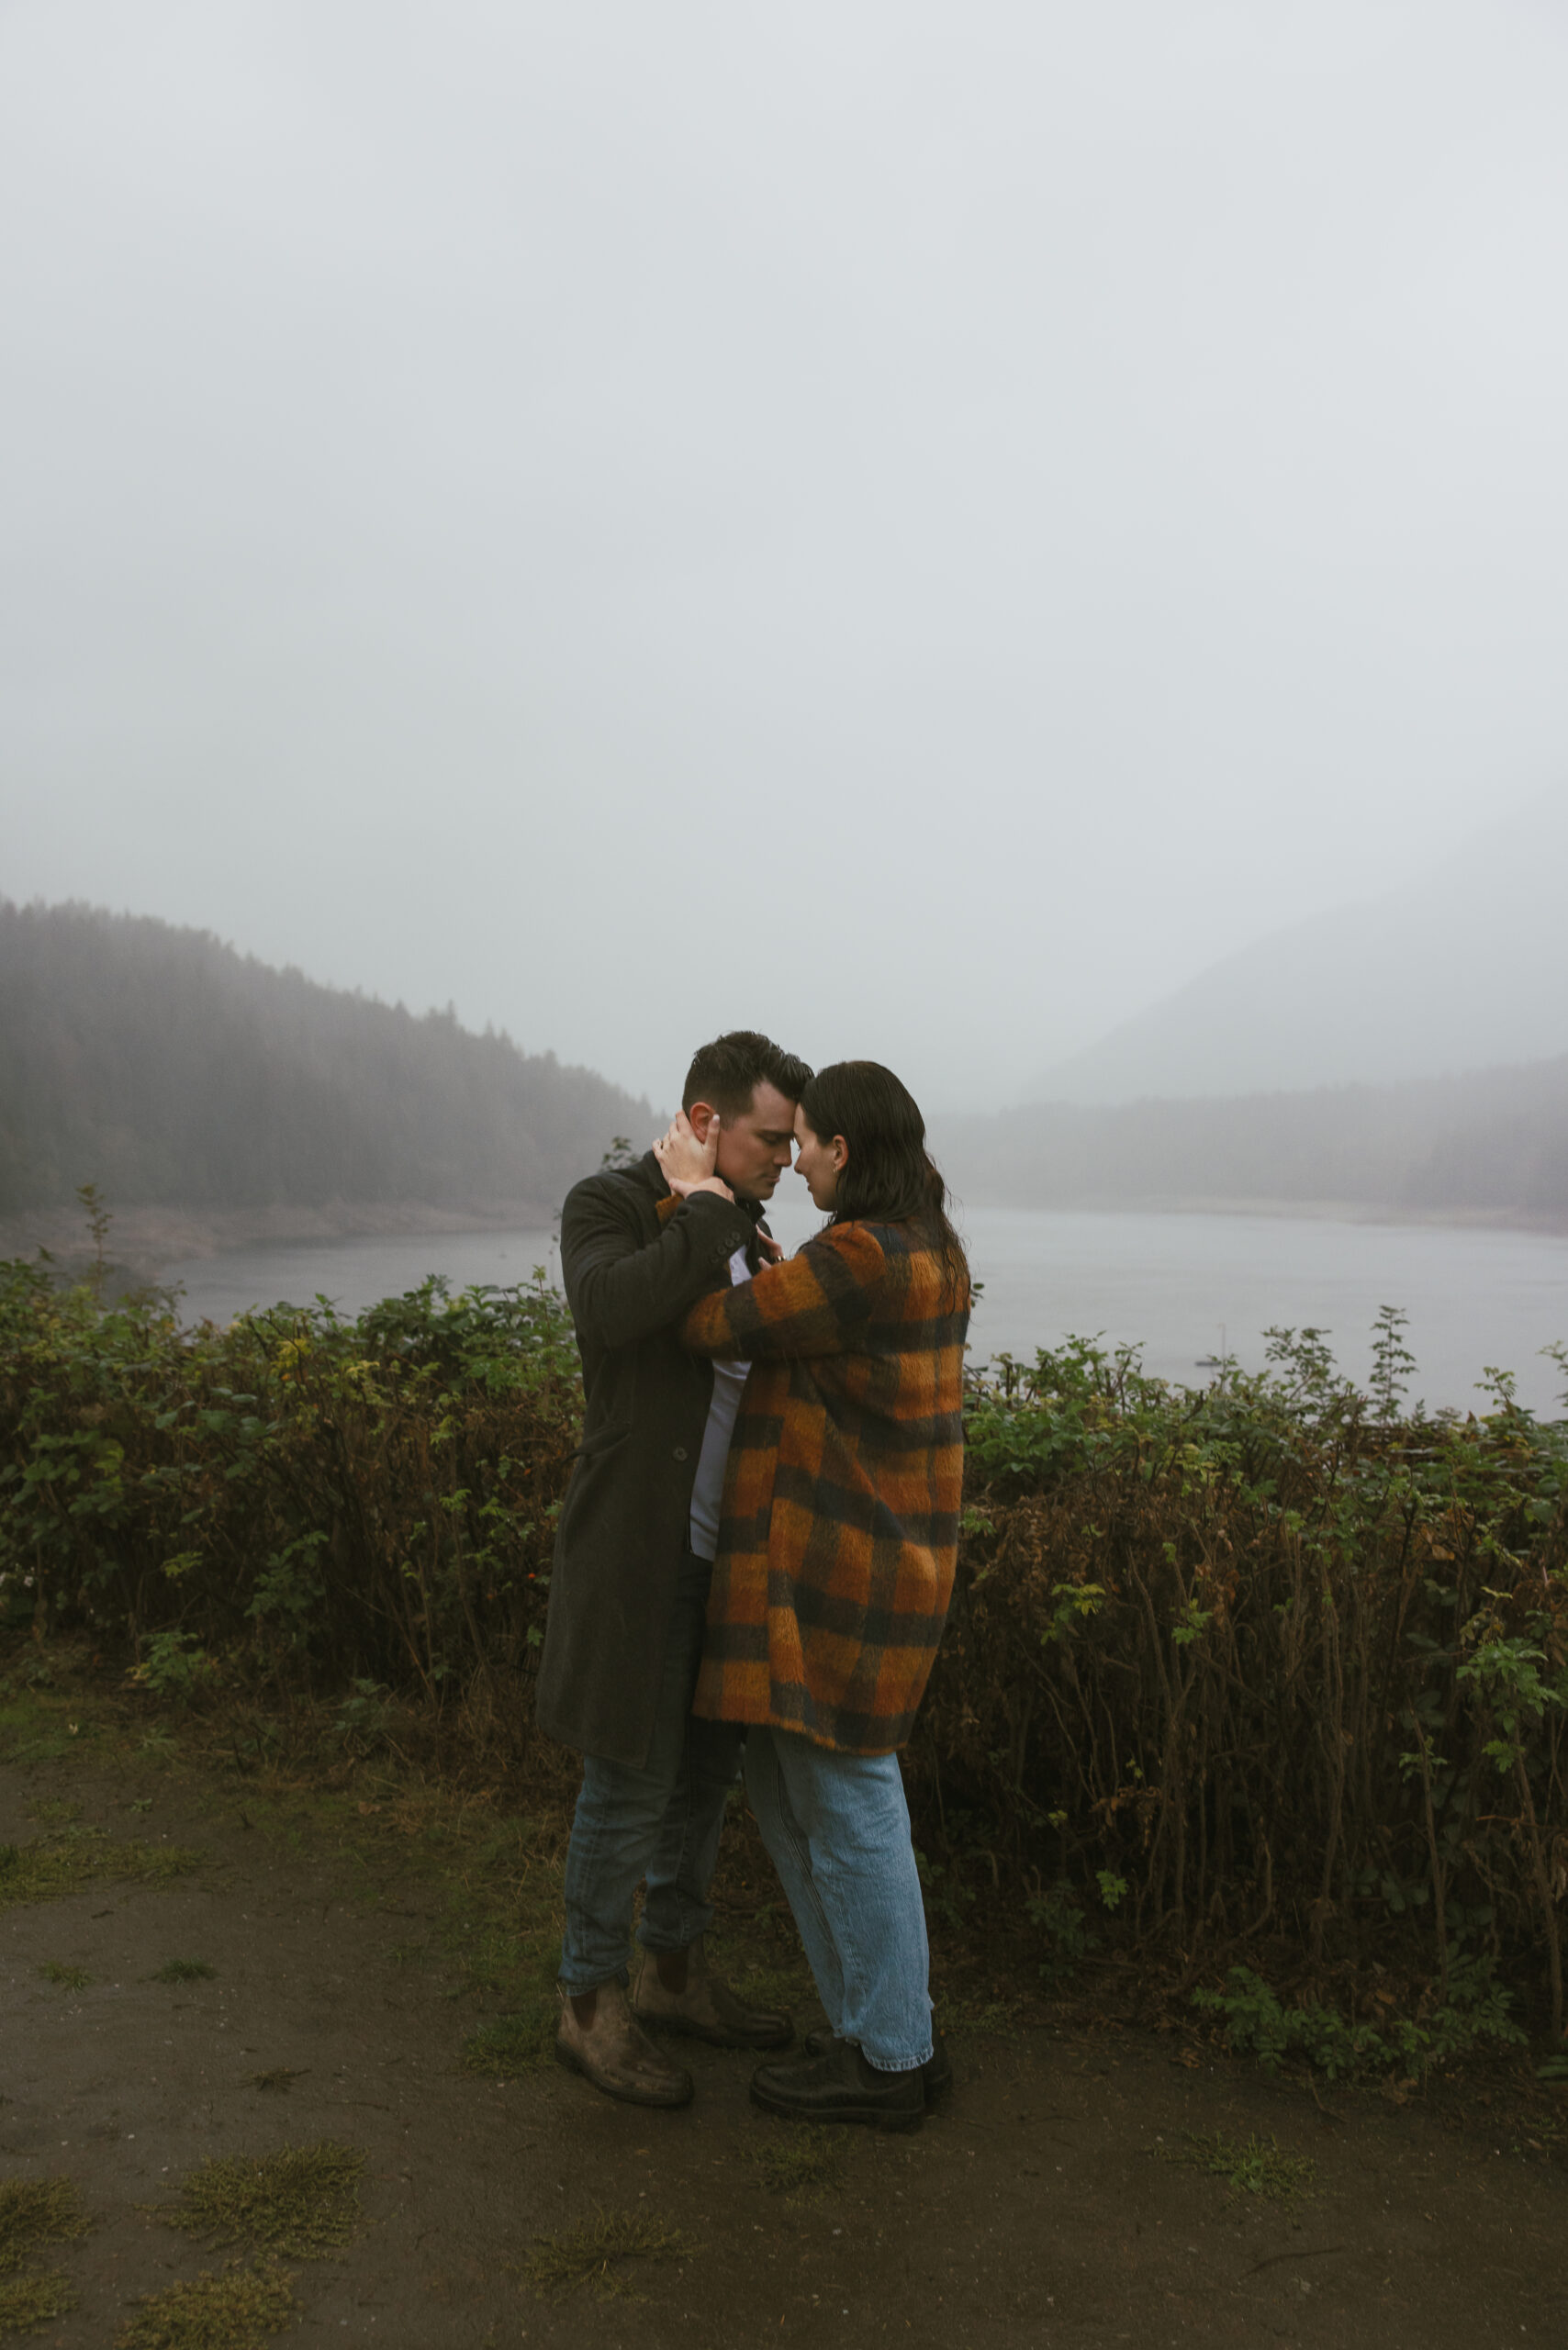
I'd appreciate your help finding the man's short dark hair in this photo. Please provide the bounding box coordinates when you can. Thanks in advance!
[682,1031,812,1119]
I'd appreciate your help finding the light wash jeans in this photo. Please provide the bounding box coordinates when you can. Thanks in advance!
[743,1724,934,2073]
[559,1549,745,1994]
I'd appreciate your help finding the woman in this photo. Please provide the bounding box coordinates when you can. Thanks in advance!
[655,1059,969,2130]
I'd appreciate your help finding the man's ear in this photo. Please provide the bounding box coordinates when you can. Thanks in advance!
[688,1101,717,1145]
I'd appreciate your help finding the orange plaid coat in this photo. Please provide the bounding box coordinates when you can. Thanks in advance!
[678,1216,969,1755]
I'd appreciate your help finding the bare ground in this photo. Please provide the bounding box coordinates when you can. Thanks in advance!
[3,1690,1565,2349]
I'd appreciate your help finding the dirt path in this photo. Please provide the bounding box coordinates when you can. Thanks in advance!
[4,1739,1565,2348]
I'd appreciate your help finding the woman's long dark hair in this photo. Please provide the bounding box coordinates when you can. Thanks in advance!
[799,1060,969,1308]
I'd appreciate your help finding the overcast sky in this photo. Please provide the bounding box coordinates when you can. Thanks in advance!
[4,0,1567,1112]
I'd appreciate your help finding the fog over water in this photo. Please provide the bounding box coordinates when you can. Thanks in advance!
[167,1203,1568,1419]
[6,3,1568,1113]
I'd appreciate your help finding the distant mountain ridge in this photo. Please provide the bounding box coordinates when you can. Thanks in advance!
[0,900,653,1221]
[1032,791,1568,1104]
[937,1050,1568,1225]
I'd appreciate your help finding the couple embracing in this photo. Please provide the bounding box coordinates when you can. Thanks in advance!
[535,1031,969,2132]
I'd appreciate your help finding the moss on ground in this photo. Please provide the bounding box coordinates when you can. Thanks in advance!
[742,2122,845,2204]
[151,1960,217,1984]
[0,1830,201,1914]
[705,1939,815,2019]
[460,1993,557,2077]
[0,2177,89,2275]
[519,2209,697,2301]
[457,1926,568,2077]
[0,2271,78,2333]
[1159,2129,1317,2204]
[36,1960,91,1990]
[115,2261,295,2350]
[942,1993,1024,2037]
[25,1799,82,1830]
[157,2144,364,2258]
[0,1695,80,1767]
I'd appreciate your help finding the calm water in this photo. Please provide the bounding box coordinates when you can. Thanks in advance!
[164,1196,1568,1417]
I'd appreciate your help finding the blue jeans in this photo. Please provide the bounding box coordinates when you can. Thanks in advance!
[744,1724,934,2072]
[559,1549,745,1994]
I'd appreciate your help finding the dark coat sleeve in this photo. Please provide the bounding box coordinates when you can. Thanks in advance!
[561,1173,754,1353]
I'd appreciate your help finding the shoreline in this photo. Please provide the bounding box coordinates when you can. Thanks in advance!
[949,1191,1568,1237]
[0,1198,557,1288]
[4,1190,1566,1294]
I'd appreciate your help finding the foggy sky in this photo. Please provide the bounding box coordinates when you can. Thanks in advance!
[5,2,1568,1113]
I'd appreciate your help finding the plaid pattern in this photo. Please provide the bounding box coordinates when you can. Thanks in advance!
[679,1218,969,1755]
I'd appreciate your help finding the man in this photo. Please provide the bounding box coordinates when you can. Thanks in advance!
[536,1029,813,2107]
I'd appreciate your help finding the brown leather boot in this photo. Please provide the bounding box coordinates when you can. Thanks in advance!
[632,1935,793,2050]
[554,1979,694,2108]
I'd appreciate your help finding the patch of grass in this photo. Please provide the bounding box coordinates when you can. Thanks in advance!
[151,1960,218,1985]
[0,1833,201,1915]
[0,2271,78,2333]
[25,1799,82,1829]
[459,1969,560,2078]
[238,1779,569,2023]
[743,2124,845,2204]
[720,1956,813,2015]
[1159,2130,1316,2204]
[439,1910,533,1998]
[0,1698,73,1766]
[703,1909,814,2018]
[157,2144,364,2257]
[36,1961,91,1992]
[519,2209,697,2302]
[116,2261,295,2350]
[944,1995,1023,2037]
[0,2177,89,2274]
[460,2009,554,2078]
[241,2071,305,2096]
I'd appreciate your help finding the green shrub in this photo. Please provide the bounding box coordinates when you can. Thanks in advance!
[0,1261,578,1710]
[1025,1884,1099,1988]
[5,1255,1567,2028]
[1192,1956,1527,2081]
[916,1326,1568,2031]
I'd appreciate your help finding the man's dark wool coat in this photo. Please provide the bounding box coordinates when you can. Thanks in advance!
[533,1149,760,1767]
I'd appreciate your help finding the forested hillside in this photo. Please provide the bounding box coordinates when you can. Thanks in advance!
[941,1055,1568,1221]
[0,901,652,1215]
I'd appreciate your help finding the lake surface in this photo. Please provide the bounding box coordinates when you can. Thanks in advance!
[163,1197,1568,1417]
